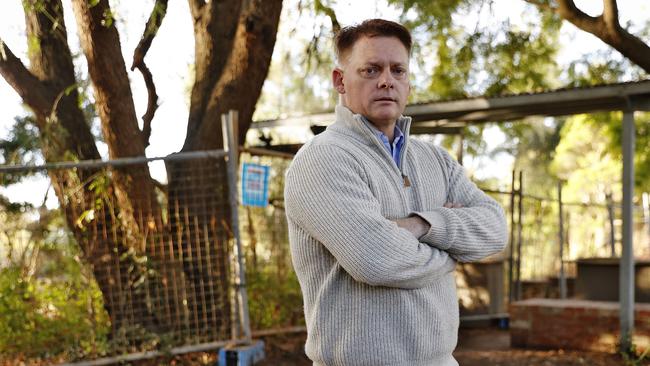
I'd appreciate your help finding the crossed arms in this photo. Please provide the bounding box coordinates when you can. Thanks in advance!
[285,144,507,289]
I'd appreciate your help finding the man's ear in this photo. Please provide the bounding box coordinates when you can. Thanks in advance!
[332,68,345,94]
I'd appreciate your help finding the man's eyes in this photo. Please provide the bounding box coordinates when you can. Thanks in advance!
[361,67,379,76]
[392,67,407,76]
[359,66,407,78]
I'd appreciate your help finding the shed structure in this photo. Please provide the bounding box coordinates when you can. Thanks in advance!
[251,80,650,351]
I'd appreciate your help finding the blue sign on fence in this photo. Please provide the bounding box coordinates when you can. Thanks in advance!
[241,163,270,207]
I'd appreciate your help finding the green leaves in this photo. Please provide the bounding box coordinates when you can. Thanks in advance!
[0,207,109,359]
[101,8,114,28]
[0,116,42,185]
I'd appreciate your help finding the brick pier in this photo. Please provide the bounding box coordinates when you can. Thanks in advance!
[510,298,650,353]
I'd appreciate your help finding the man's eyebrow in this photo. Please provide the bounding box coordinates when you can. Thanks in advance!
[362,60,408,66]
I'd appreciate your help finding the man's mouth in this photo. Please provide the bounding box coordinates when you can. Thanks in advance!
[375,97,396,102]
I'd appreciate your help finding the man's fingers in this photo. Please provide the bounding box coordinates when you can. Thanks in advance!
[444,202,463,208]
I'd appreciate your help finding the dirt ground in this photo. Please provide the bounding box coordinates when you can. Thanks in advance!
[118,328,650,365]
[4,327,646,366]
[253,327,639,366]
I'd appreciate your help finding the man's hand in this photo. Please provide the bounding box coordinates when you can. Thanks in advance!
[395,203,463,238]
[394,216,430,239]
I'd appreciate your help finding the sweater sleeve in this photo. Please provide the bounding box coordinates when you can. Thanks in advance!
[284,144,456,289]
[411,146,508,263]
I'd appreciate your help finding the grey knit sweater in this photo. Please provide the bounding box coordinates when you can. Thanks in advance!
[284,106,507,366]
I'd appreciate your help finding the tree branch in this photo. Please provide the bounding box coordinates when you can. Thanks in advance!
[555,0,600,32]
[522,0,556,13]
[0,38,54,116]
[188,0,205,21]
[131,0,168,147]
[315,0,340,33]
[537,0,650,73]
[133,62,157,147]
[132,0,168,69]
[70,0,145,158]
[602,0,619,31]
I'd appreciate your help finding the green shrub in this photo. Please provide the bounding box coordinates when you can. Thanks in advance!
[247,268,304,330]
[0,259,110,360]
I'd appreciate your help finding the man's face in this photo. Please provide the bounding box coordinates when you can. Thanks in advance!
[333,36,410,128]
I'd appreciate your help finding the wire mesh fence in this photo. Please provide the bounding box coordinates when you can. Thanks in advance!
[238,152,304,331]
[0,150,246,363]
[3,142,650,363]
[492,173,650,302]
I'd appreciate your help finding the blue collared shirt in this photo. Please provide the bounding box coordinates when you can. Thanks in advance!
[365,122,404,167]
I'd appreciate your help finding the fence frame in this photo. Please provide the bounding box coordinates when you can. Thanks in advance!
[0,112,253,365]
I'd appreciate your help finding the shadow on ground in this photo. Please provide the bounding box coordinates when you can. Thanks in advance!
[256,327,636,366]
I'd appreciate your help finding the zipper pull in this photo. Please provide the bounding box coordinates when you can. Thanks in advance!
[402,174,411,187]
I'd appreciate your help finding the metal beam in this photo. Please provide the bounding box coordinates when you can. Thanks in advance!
[250,81,650,129]
[620,109,635,353]
[405,81,650,123]
[409,126,463,135]
[0,150,227,173]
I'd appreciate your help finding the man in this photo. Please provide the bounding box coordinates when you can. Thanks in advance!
[284,19,507,366]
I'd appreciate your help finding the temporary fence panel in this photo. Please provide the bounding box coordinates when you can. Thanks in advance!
[0,149,250,364]
[237,151,304,331]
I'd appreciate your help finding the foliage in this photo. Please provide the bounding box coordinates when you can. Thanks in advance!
[552,114,621,199]
[387,0,562,99]
[2,0,650,359]
[254,1,338,121]
[0,206,110,360]
[621,333,650,366]
[0,265,109,359]
[247,267,304,330]
[239,154,304,330]
[551,110,650,195]
[0,116,42,185]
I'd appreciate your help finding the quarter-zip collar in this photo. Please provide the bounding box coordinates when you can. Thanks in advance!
[328,105,412,187]
[328,105,411,157]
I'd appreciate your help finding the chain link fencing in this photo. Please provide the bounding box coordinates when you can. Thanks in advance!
[0,150,250,364]
[2,144,650,363]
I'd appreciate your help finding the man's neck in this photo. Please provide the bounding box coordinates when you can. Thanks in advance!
[364,117,397,143]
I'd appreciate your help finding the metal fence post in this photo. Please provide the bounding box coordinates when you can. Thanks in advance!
[558,181,567,299]
[516,171,524,300]
[222,110,252,341]
[606,192,616,257]
[508,170,516,303]
[642,192,650,249]
[620,109,635,353]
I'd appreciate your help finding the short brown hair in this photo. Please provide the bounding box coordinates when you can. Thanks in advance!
[335,19,412,63]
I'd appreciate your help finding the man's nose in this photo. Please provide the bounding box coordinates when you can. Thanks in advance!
[377,69,394,89]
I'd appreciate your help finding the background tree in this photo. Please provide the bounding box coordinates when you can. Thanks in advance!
[299,0,649,281]
[0,0,283,340]
[1,0,649,353]
[381,0,649,187]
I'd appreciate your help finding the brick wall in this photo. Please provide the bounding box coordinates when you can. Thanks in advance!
[510,299,650,353]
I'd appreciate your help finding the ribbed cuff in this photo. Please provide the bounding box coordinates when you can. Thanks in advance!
[410,211,451,250]
[410,210,451,250]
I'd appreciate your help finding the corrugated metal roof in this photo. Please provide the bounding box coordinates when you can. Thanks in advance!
[251,79,650,130]
[406,79,650,123]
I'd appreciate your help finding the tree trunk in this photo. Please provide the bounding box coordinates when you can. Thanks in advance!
[1,0,283,349]
[20,0,182,339]
[166,0,283,337]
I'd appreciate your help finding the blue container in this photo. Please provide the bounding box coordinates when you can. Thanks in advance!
[217,340,265,366]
